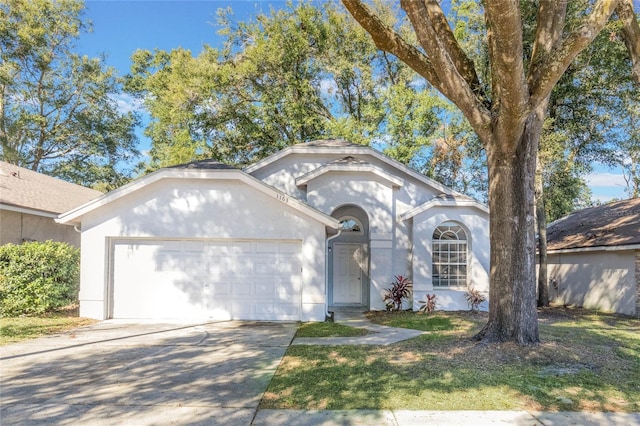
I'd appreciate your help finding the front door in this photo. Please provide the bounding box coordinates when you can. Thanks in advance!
[332,243,363,305]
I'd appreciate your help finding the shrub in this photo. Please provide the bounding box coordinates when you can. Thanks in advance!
[418,293,437,314]
[464,287,486,313]
[0,241,80,317]
[383,275,412,311]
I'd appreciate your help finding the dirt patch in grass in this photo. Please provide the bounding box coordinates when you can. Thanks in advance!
[263,308,640,412]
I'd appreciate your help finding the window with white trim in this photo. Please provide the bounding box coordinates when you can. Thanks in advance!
[432,222,467,287]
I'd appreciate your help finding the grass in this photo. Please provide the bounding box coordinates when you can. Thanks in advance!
[0,306,96,345]
[262,308,640,412]
[296,321,370,338]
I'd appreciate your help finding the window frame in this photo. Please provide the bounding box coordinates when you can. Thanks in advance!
[432,222,468,288]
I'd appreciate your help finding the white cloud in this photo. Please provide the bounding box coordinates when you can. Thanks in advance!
[586,171,629,202]
[585,172,627,188]
[109,93,145,114]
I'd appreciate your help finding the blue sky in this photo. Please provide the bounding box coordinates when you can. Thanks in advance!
[78,0,630,202]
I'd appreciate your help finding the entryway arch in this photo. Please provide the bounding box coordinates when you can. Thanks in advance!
[329,205,370,309]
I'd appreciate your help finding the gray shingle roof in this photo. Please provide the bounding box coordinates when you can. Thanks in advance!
[546,197,640,250]
[0,161,103,215]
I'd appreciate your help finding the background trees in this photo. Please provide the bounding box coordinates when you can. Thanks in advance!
[0,0,138,190]
[126,2,470,177]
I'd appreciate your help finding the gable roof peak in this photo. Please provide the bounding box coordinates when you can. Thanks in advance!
[296,139,360,148]
[168,159,236,170]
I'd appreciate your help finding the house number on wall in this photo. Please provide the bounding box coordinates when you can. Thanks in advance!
[276,193,288,203]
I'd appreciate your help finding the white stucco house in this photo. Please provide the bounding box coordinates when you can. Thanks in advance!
[57,139,490,321]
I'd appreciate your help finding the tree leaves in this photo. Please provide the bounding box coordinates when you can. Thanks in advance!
[0,0,139,190]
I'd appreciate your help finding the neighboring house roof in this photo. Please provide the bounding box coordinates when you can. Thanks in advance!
[244,139,475,200]
[0,161,103,217]
[56,161,340,229]
[546,197,640,251]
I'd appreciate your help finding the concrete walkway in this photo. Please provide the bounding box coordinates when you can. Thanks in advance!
[292,309,424,345]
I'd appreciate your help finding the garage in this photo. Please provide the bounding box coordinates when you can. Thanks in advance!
[111,239,302,320]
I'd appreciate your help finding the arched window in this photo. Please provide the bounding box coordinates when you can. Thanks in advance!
[338,216,363,234]
[432,222,468,287]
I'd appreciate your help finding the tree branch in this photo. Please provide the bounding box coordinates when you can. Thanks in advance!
[484,0,528,141]
[341,0,439,86]
[342,0,491,143]
[529,0,620,109]
[616,0,640,84]
[422,0,483,99]
[528,0,568,86]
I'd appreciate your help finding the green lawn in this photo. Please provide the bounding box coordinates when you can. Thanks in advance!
[262,309,640,412]
[0,309,95,345]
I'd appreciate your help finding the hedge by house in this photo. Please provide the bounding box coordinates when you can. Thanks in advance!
[0,241,80,317]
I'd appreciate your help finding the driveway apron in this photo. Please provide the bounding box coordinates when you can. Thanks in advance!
[0,320,297,425]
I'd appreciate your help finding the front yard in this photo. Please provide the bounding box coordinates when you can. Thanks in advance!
[0,306,95,345]
[262,309,640,412]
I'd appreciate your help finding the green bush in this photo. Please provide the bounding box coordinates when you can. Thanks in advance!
[0,241,80,317]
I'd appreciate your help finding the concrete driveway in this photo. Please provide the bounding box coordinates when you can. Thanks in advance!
[0,320,297,425]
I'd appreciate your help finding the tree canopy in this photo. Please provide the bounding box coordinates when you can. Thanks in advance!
[343,0,640,344]
[0,0,139,189]
[126,2,479,184]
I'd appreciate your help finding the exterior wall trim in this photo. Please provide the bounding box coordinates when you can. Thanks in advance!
[546,244,640,254]
[56,169,340,229]
[0,203,58,218]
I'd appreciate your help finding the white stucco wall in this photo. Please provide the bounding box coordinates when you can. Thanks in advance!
[252,152,489,312]
[78,178,328,321]
[409,205,490,311]
[547,250,637,315]
[306,172,401,310]
[251,151,443,208]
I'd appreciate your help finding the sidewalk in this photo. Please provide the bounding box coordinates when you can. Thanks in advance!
[252,409,640,425]
[292,309,424,345]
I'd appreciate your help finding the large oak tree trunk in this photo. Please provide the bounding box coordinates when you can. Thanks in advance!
[476,113,542,345]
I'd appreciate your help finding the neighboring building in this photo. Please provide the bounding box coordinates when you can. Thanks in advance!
[546,197,640,316]
[0,161,102,247]
[57,140,490,321]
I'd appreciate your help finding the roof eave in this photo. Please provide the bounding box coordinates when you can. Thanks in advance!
[295,164,404,188]
[400,198,489,221]
[1,203,59,218]
[56,168,340,230]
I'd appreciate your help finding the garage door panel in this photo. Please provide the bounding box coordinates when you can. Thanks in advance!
[112,239,302,320]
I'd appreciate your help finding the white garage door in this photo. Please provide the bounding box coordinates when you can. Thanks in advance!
[111,239,302,320]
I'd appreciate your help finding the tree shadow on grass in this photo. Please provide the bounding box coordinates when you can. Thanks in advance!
[263,314,640,412]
